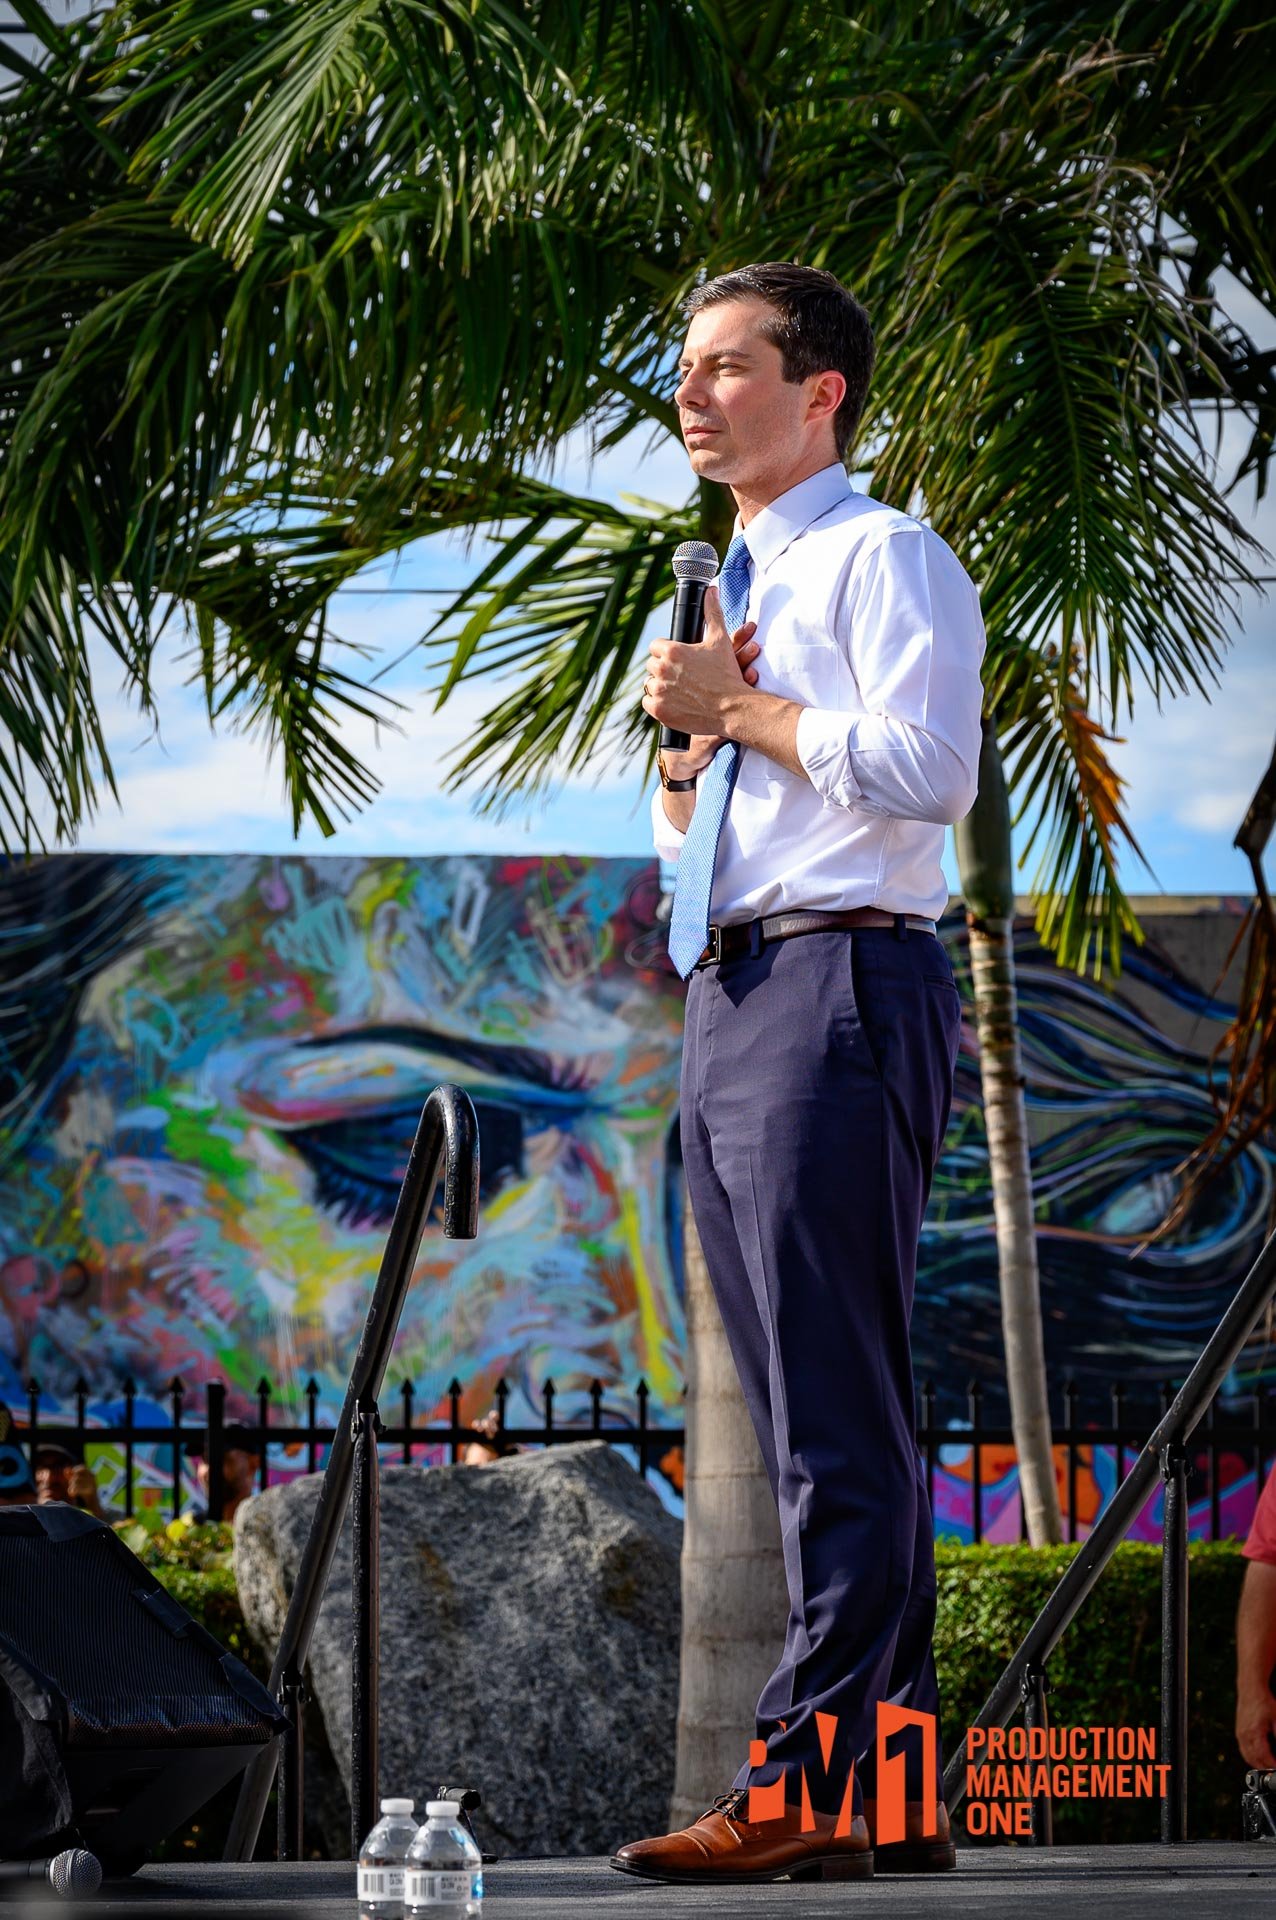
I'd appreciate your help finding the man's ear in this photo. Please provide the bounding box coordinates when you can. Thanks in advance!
[808,369,846,427]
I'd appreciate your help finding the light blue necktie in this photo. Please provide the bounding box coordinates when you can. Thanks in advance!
[667,532,753,979]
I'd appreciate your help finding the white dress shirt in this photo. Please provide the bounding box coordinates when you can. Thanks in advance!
[651,462,986,923]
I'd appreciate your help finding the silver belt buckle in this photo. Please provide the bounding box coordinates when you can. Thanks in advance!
[703,924,723,965]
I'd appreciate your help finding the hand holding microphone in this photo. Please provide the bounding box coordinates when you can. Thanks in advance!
[643,540,760,773]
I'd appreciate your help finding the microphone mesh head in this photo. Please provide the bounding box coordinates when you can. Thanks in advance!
[670,540,719,585]
[50,1849,103,1896]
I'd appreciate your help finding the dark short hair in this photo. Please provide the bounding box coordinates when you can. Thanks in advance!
[682,263,875,461]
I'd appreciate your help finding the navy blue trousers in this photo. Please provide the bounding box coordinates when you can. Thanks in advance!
[679,924,961,1815]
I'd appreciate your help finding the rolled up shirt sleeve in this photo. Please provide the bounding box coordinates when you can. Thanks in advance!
[651,779,689,861]
[794,526,986,827]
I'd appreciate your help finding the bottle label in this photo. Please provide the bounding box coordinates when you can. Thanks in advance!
[404,1867,473,1904]
[358,1866,405,1899]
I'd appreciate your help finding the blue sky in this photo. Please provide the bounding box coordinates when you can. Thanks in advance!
[6,0,1269,899]
[43,393,1273,903]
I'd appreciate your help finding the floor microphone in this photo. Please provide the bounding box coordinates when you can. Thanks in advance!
[0,1850,103,1898]
[659,540,719,752]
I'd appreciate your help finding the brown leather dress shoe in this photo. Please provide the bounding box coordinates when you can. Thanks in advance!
[862,1796,957,1871]
[610,1786,874,1885]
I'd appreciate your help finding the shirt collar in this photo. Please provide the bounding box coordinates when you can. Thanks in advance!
[735,462,853,573]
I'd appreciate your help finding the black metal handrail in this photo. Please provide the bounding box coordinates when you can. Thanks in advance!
[942,1223,1276,1844]
[224,1084,479,1865]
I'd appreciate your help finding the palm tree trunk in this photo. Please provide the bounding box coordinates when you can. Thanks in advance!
[669,1182,787,1829]
[954,715,1063,1546]
[668,475,787,1826]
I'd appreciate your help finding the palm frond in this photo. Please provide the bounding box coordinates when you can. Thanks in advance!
[1151,738,1276,1237]
[180,523,406,837]
[705,3,1270,969]
[413,476,700,816]
[991,645,1149,975]
[0,547,130,851]
[98,0,741,268]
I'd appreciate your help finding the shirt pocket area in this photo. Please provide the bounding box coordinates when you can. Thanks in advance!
[755,630,843,708]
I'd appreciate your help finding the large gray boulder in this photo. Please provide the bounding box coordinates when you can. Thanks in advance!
[234,1441,683,1858]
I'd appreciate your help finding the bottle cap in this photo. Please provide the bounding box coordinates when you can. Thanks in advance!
[426,1799,460,1817]
[381,1798,415,1814]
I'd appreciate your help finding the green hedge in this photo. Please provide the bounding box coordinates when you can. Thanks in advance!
[118,1522,1252,1851]
[934,1541,1248,1844]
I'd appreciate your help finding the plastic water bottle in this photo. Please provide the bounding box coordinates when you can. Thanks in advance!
[403,1799,483,1917]
[358,1797,419,1918]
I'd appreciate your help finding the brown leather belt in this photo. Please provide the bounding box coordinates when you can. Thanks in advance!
[691,906,937,970]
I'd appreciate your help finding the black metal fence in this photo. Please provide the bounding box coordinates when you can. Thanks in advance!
[921,1376,1276,1544]
[18,1372,687,1522]
[15,1369,1276,1541]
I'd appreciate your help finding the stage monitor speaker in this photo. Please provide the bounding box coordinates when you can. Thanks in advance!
[0,1503,287,1874]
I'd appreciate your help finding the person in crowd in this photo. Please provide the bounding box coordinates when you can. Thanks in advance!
[185,1432,262,1522]
[1237,1455,1276,1770]
[34,1442,104,1517]
[459,1407,522,1466]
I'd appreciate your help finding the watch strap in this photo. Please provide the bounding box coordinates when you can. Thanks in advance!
[658,750,698,793]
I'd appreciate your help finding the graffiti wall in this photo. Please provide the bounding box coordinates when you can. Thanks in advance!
[0,855,1269,1536]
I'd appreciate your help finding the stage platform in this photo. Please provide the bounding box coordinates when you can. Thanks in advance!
[38,1844,1276,1918]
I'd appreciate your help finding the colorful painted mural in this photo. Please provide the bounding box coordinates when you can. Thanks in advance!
[0,855,1270,1537]
[0,854,682,1435]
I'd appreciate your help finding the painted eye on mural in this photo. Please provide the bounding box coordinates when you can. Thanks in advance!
[286,1090,590,1228]
[233,1023,600,1230]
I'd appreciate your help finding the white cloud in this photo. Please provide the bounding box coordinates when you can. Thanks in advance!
[19,326,1276,885]
[1106,627,1273,845]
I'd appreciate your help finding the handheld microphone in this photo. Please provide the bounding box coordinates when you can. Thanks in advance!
[658,540,720,752]
[0,1850,103,1898]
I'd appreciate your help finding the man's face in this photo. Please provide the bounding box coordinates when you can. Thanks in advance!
[34,1455,70,1502]
[674,297,827,493]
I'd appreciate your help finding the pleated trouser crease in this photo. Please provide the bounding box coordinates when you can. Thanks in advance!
[679,924,962,1815]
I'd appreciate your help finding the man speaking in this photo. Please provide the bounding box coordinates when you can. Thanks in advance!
[614,263,985,1884]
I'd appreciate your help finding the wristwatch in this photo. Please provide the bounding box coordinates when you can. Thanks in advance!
[657,749,698,792]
